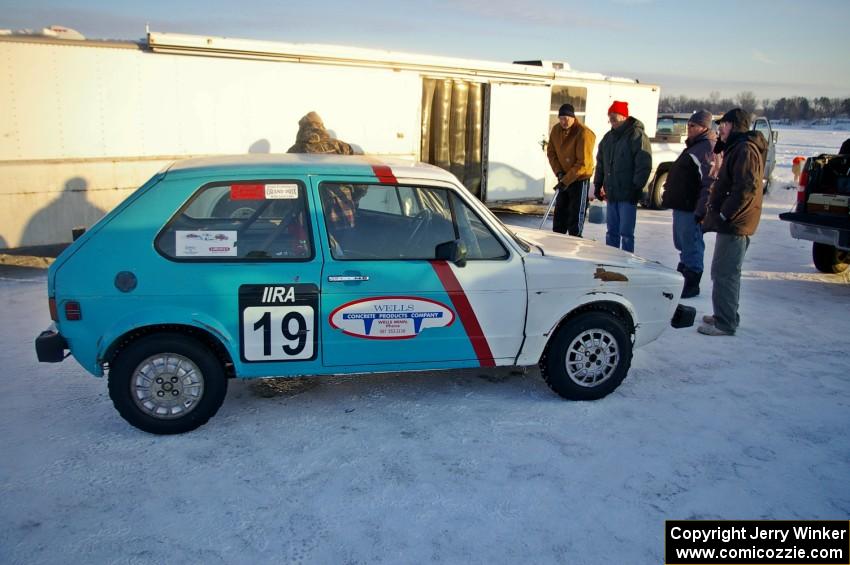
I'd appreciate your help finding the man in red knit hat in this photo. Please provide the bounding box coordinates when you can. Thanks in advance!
[593,100,652,252]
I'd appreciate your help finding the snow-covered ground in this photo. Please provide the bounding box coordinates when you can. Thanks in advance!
[1,129,848,565]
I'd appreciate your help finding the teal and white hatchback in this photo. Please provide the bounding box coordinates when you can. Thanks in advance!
[36,155,693,434]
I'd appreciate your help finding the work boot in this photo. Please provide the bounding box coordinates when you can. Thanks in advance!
[680,269,702,299]
[698,323,733,336]
[702,315,715,325]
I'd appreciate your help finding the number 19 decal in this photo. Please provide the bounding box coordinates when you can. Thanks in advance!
[239,284,318,362]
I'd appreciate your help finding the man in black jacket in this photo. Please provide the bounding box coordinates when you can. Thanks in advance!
[698,108,767,337]
[593,100,652,253]
[661,110,715,298]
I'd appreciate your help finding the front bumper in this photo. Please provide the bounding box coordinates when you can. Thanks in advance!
[35,326,68,363]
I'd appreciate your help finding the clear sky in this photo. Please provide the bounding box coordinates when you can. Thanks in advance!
[3,0,849,100]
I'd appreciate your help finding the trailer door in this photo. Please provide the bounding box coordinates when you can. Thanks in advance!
[485,82,550,202]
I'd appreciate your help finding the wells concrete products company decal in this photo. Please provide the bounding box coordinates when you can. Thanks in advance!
[330,297,455,339]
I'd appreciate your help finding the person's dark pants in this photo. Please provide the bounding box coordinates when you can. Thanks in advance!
[552,178,590,236]
[710,233,750,334]
[672,209,705,273]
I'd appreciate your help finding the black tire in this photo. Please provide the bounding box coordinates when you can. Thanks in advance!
[812,242,849,274]
[651,171,668,210]
[540,311,633,401]
[108,333,228,434]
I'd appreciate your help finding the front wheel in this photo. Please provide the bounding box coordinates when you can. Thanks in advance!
[108,333,228,434]
[651,171,668,210]
[812,242,849,274]
[540,311,633,401]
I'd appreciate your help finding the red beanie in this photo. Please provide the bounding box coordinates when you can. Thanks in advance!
[608,100,629,118]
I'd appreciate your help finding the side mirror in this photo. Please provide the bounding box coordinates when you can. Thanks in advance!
[435,239,468,267]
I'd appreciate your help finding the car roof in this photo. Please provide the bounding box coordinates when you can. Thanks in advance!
[164,154,457,183]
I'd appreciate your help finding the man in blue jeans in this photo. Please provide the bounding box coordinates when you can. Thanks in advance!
[593,100,652,253]
[661,110,716,298]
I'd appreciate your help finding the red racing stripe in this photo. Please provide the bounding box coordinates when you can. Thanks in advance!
[371,164,398,185]
[429,260,495,367]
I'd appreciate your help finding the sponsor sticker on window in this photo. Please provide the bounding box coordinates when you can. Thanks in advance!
[265,184,299,199]
[175,230,238,257]
[229,183,299,200]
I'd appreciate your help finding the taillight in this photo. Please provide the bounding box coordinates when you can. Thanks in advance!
[49,298,58,321]
[796,170,808,205]
[64,301,82,321]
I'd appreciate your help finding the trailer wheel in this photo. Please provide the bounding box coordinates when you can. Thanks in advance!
[539,311,633,401]
[108,333,228,434]
[812,242,849,274]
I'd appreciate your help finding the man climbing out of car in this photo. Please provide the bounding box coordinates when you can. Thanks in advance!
[699,108,767,337]
[287,111,364,253]
[287,111,355,155]
[547,103,596,237]
[662,110,715,298]
[593,100,652,253]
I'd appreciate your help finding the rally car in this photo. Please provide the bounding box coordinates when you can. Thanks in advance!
[36,155,692,434]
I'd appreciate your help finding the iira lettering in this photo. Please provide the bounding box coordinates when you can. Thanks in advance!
[261,286,296,303]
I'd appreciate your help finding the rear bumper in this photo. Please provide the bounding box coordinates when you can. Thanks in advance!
[35,327,68,363]
[780,212,850,250]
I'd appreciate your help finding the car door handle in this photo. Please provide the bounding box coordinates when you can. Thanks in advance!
[327,274,370,282]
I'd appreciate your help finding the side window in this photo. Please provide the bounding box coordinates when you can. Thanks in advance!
[320,183,456,260]
[155,181,312,261]
[754,118,770,137]
[449,193,508,260]
[319,182,507,261]
[356,185,402,215]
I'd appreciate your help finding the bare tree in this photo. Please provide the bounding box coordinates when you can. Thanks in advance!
[736,91,757,114]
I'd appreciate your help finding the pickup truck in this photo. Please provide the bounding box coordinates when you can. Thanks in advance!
[643,113,778,209]
[779,153,850,273]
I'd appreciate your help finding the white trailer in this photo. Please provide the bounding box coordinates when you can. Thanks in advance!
[0,30,660,248]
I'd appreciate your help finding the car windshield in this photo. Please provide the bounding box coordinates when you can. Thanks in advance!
[465,199,532,252]
[656,117,689,136]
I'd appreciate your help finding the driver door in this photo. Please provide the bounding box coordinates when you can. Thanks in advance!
[313,177,524,370]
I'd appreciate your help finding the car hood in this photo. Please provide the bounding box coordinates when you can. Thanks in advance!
[511,226,654,269]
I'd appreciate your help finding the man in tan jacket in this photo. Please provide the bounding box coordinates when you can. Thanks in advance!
[547,103,596,236]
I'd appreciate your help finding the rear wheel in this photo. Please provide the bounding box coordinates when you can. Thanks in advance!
[812,242,849,274]
[108,333,228,434]
[540,311,633,401]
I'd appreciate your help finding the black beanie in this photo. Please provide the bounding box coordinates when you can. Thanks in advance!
[558,103,576,117]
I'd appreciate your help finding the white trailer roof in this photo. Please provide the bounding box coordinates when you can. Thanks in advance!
[146,30,653,87]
